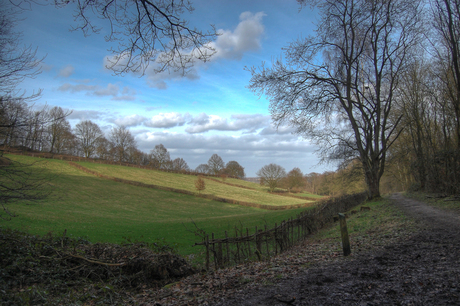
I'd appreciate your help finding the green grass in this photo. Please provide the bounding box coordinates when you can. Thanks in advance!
[2,155,314,258]
[405,192,460,213]
[75,161,311,206]
[312,197,417,248]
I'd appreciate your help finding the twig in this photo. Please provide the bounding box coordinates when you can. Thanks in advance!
[65,253,126,266]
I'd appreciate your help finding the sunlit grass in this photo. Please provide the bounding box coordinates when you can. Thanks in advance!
[2,155,314,257]
[76,161,311,206]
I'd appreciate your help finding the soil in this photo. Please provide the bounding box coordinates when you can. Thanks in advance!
[213,193,460,305]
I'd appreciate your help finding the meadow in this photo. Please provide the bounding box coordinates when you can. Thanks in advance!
[75,161,311,206]
[2,155,319,256]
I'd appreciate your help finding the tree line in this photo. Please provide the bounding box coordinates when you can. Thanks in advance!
[256,161,366,196]
[0,103,246,178]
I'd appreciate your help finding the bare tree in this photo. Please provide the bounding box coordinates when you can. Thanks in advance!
[46,106,72,153]
[0,4,50,218]
[74,120,104,158]
[224,160,245,178]
[257,163,286,192]
[47,0,218,76]
[195,163,210,174]
[95,136,111,160]
[149,144,171,169]
[207,153,224,175]
[172,157,190,172]
[109,125,136,163]
[432,0,460,148]
[284,167,304,192]
[0,5,42,96]
[248,0,422,199]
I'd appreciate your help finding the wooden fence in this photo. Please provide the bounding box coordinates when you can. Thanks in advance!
[194,192,368,270]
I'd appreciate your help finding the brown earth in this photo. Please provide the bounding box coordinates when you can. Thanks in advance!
[213,193,460,305]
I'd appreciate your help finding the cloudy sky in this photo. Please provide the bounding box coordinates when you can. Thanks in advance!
[15,0,334,177]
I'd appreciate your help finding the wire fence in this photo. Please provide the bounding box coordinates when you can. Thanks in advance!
[194,192,368,270]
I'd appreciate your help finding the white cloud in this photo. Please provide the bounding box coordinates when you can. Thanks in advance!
[114,114,146,127]
[186,113,269,133]
[210,11,266,61]
[107,11,266,90]
[58,65,75,77]
[58,82,136,101]
[146,112,192,128]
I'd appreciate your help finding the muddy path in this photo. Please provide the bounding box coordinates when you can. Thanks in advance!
[217,193,460,305]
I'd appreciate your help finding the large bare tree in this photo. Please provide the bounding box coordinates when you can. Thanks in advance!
[248,0,422,199]
[432,0,460,148]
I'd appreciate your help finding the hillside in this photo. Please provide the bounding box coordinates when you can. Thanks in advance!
[2,154,320,256]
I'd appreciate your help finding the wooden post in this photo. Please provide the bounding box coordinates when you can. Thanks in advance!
[274,223,278,255]
[338,213,351,256]
[206,235,210,271]
[265,225,269,256]
[225,231,229,265]
[235,227,240,263]
[246,228,251,256]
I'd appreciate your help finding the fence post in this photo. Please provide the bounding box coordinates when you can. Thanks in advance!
[206,235,210,271]
[235,227,240,263]
[225,230,229,265]
[265,225,269,257]
[274,223,278,255]
[338,213,351,256]
[246,228,251,257]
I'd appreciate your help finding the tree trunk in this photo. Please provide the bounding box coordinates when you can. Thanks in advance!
[363,161,381,200]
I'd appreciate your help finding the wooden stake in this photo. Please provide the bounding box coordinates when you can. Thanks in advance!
[338,213,351,256]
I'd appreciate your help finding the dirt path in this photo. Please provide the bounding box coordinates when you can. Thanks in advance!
[217,194,460,305]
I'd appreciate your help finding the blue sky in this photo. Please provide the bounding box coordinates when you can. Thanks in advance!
[15,0,333,177]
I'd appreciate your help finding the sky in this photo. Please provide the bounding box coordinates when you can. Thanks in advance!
[14,0,334,177]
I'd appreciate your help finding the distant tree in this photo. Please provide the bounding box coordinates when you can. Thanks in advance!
[109,125,136,163]
[224,160,245,178]
[74,120,104,158]
[304,172,321,194]
[149,144,171,169]
[195,163,210,174]
[285,167,304,192]
[195,175,206,194]
[0,97,30,147]
[172,157,190,172]
[257,163,286,192]
[207,153,225,175]
[46,106,75,153]
[95,136,111,160]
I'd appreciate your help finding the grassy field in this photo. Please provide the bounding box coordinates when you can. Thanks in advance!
[2,155,318,257]
[75,161,312,206]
